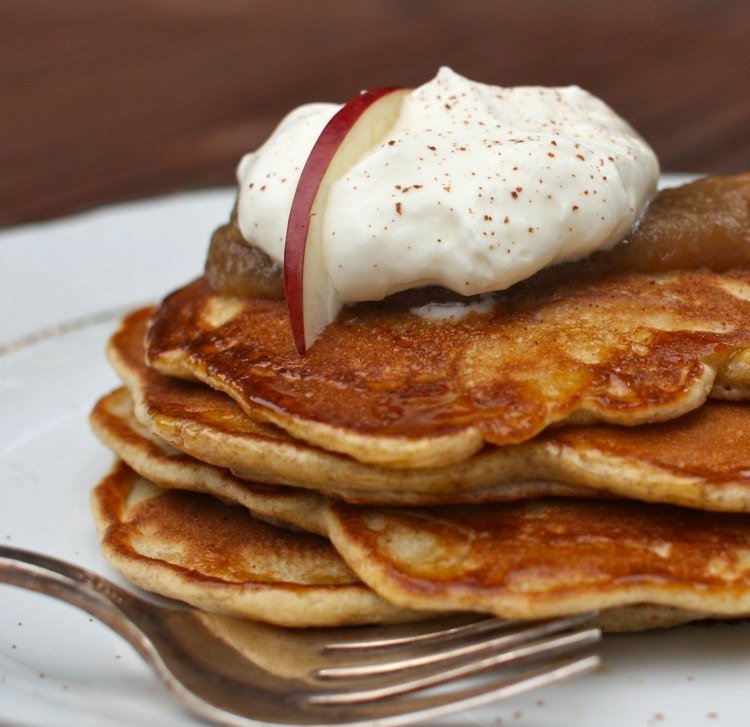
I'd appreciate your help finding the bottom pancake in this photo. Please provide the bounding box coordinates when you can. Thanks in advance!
[326,499,750,622]
[91,461,420,627]
[90,390,749,631]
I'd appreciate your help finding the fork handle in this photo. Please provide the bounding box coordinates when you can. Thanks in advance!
[0,545,151,655]
[0,545,131,598]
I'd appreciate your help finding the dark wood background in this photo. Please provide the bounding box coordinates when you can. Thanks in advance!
[2,0,748,227]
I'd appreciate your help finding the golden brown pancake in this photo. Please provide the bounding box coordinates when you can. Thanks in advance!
[91,386,329,534]
[111,308,750,511]
[147,269,750,468]
[91,461,420,627]
[90,400,723,632]
[147,175,750,469]
[324,499,750,621]
[111,308,594,504]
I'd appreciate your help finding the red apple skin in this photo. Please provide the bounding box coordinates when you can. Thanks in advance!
[284,86,406,355]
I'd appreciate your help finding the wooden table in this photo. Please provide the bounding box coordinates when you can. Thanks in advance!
[2,0,748,227]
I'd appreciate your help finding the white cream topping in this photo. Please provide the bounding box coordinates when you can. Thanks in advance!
[236,102,339,257]
[237,67,659,303]
[410,294,496,322]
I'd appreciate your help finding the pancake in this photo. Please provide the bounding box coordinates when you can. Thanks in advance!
[91,400,738,632]
[147,175,750,469]
[111,308,750,511]
[112,308,595,504]
[91,461,419,627]
[92,386,602,537]
[324,499,750,622]
[90,386,330,534]
[147,268,750,468]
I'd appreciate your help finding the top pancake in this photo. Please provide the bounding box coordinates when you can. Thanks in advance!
[147,174,750,468]
[114,308,750,510]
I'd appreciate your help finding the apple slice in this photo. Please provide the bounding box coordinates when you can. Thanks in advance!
[284,86,410,354]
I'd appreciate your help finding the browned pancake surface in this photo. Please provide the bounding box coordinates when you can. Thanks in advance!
[548,403,750,485]
[326,499,750,619]
[147,175,750,467]
[114,308,595,503]
[90,396,731,631]
[91,461,419,626]
[113,308,750,510]
[90,385,329,533]
[147,274,750,468]
[96,463,345,585]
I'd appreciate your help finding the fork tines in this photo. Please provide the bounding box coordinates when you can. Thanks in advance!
[303,612,601,723]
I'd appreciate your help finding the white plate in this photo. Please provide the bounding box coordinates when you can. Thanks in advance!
[2,176,749,727]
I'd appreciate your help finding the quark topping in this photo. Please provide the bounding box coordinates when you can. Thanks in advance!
[237,68,659,303]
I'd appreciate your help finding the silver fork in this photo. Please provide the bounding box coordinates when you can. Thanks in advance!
[0,545,601,726]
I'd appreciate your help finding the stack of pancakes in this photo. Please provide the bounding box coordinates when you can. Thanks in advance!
[90,173,750,632]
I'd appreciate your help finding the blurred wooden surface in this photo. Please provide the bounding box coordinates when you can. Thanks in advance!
[1,0,749,227]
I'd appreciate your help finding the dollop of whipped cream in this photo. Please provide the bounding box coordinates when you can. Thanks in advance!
[237,67,659,303]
